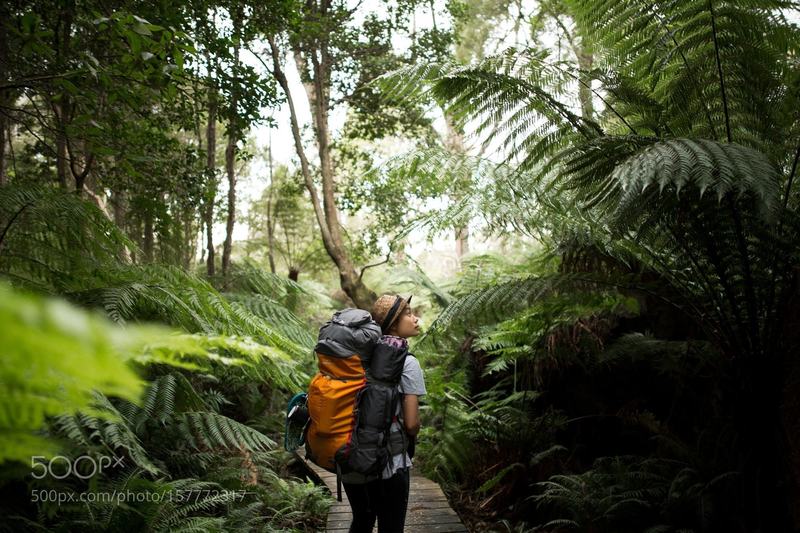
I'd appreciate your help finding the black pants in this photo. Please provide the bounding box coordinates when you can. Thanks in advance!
[342,467,410,533]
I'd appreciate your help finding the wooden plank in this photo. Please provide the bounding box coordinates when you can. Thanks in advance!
[327,509,455,522]
[326,524,467,533]
[405,512,462,525]
[324,502,464,529]
[406,501,454,510]
[313,473,441,492]
[407,489,449,499]
[328,515,464,529]
[406,523,467,533]
[323,483,447,501]
[329,500,456,513]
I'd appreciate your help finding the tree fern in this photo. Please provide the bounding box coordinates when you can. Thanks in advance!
[0,186,134,293]
[567,0,799,155]
[378,51,599,172]
[382,0,800,362]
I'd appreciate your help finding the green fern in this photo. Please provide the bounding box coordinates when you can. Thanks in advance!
[472,291,638,383]
[0,186,135,293]
[382,0,800,363]
[177,411,276,453]
[0,282,145,463]
[533,455,737,531]
[75,264,315,366]
[51,393,161,476]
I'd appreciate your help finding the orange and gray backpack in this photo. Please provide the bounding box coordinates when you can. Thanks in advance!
[304,308,409,500]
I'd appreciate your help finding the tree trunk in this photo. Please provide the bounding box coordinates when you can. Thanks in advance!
[53,2,73,189]
[548,9,594,122]
[130,218,141,263]
[143,211,154,263]
[205,88,217,277]
[67,138,94,193]
[54,104,69,189]
[0,3,6,185]
[222,11,241,279]
[222,131,236,277]
[182,204,195,270]
[266,140,277,274]
[111,189,127,229]
[455,226,470,258]
[445,114,470,261]
[268,35,376,309]
[110,188,132,262]
[287,266,300,311]
[305,42,377,308]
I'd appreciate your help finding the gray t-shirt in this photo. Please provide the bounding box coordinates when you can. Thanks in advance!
[381,354,427,479]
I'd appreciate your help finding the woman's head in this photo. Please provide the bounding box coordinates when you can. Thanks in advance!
[372,294,420,338]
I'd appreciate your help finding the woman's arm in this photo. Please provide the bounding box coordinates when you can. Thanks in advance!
[402,394,421,436]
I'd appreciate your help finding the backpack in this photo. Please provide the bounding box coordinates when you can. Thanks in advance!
[334,337,409,487]
[305,309,410,501]
[305,309,380,474]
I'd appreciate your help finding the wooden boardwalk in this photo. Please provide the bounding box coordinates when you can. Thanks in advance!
[296,448,467,532]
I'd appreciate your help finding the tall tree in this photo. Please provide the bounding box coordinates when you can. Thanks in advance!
[264,0,453,307]
[221,5,242,279]
[201,1,281,280]
[0,3,9,186]
[204,66,218,277]
[265,4,376,308]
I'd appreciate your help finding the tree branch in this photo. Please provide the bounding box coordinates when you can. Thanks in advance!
[0,201,33,253]
[359,251,391,281]
[0,69,87,91]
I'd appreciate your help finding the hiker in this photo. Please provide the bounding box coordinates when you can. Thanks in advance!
[341,294,427,533]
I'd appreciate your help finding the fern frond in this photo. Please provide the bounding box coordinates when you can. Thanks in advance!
[0,283,145,463]
[177,411,276,453]
[0,186,135,293]
[51,397,161,476]
[560,137,781,221]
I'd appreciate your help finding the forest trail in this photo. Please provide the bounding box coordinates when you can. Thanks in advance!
[296,447,467,532]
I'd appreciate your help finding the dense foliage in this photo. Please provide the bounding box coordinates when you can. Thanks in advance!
[379,0,800,531]
[0,184,332,531]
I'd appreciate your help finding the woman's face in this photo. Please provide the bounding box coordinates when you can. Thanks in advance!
[390,307,420,338]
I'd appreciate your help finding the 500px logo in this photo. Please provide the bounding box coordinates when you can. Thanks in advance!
[31,455,125,480]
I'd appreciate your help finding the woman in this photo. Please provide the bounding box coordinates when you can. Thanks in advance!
[342,294,426,533]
